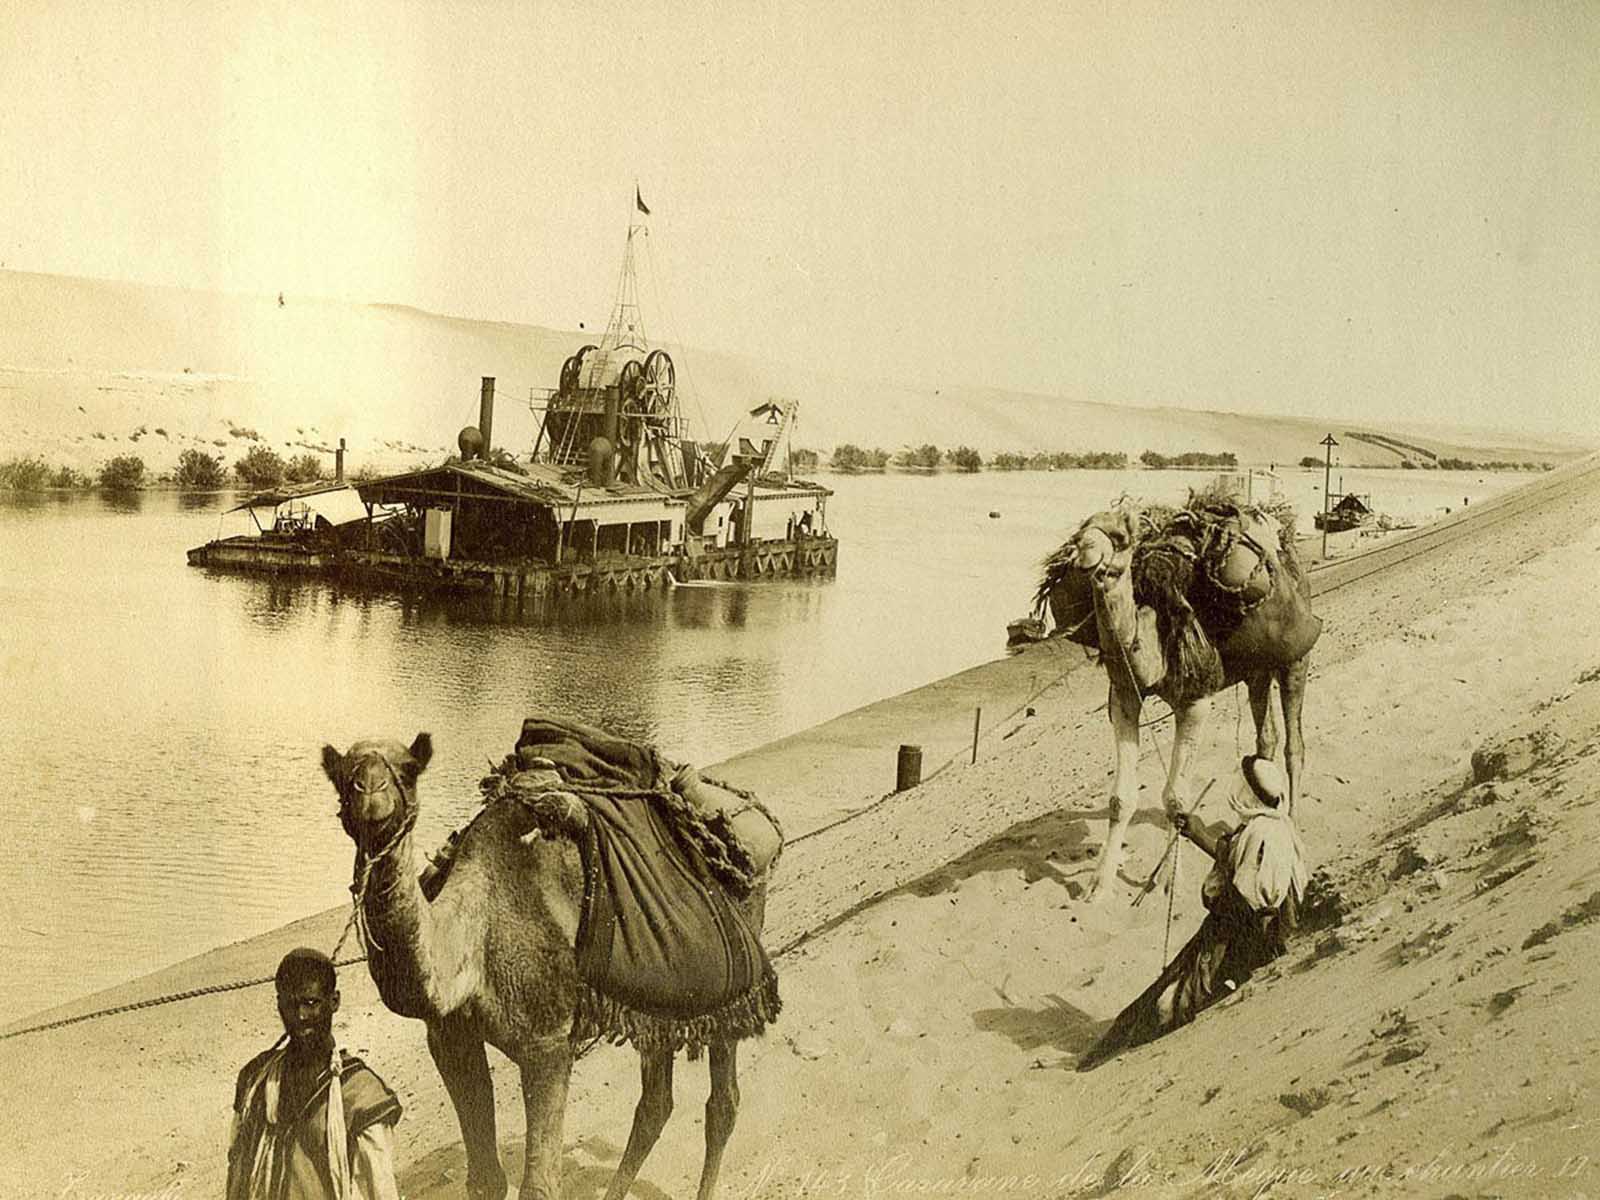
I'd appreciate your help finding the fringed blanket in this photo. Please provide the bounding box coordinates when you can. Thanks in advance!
[569,788,780,1055]
[486,715,782,1056]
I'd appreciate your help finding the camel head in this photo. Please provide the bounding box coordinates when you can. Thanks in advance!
[1072,507,1141,583]
[321,733,433,848]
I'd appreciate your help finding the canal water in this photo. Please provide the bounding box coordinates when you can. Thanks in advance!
[0,466,1520,1022]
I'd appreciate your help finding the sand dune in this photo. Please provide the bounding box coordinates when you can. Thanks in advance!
[1,268,1588,478]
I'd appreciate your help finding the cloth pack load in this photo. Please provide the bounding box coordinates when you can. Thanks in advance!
[482,715,783,1055]
[1035,501,1321,701]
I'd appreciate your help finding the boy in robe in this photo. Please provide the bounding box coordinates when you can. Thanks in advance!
[226,948,402,1200]
[1077,755,1309,1071]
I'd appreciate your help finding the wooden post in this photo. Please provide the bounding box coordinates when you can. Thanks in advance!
[741,468,757,579]
[972,706,982,764]
[896,745,922,792]
[1319,433,1338,560]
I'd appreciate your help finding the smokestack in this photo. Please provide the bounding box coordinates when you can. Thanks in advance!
[336,438,346,484]
[479,377,495,456]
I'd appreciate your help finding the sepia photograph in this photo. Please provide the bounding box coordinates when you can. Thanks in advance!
[1,2,1597,1197]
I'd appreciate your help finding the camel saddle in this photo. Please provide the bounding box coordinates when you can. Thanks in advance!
[1161,504,1322,668]
[1038,503,1321,688]
[509,716,783,879]
[483,716,783,1055]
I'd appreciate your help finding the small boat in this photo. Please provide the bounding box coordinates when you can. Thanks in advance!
[186,481,403,572]
[666,571,743,590]
[1005,615,1048,646]
[1313,492,1376,533]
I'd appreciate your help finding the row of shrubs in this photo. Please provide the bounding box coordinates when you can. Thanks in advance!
[828,444,988,472]
[827,444,1227,473]
[0,446,335,493]
[991,451,1130,470]
[1429,457,1550,472]
[1295,455,1551,472]
[1137,450,1237,469]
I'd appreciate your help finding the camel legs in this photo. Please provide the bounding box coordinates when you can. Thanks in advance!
[1087,679,1143,902]
[602,1047,675,1200]
[517,1037,574,1200]
[1162,694,1214,816]
[1245,673,1281,762]
[694,1041,741,1200]
[1278,658,1310,814]
[427,1015,508,1200]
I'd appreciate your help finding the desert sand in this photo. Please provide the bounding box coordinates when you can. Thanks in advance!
[3,459,1599,1200]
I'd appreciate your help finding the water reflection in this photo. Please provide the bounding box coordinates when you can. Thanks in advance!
[178,490,227,511]
[0,491,53,514]
[667,587,751,629]
[96,490,145,514]
[243,576,308,622]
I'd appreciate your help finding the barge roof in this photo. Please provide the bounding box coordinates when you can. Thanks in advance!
[356,459,831,511]
[354,460,661,508]
[228,480,357,512]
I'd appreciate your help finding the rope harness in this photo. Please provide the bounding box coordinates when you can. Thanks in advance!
[331,752,420,961]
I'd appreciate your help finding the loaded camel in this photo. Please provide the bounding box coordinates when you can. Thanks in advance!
[1037,499,1322,902]
[321,728,781,1200]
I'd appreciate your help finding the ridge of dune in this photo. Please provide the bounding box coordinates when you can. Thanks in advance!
[1,268,1589,481]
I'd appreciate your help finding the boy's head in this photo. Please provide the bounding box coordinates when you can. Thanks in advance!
[275,948,339,1048]
[1240,755,1286,808]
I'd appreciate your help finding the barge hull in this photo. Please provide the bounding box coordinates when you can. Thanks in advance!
[185,538,342,572]
[188,535,838,595]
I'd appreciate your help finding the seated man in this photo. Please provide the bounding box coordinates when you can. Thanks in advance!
[226,948,402,1200]
[1077,756,1309,1071]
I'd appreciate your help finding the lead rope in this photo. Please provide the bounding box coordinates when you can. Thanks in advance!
[1163,842,1179,964]
[1088,553,1202,969]
[1088,568,1178,967]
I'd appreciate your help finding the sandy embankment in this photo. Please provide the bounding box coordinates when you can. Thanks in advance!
[4,459,1599,1199]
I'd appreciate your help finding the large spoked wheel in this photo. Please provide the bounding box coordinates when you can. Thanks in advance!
[618,358,644,412]
[560,344,600,396]
[640,350,675,422]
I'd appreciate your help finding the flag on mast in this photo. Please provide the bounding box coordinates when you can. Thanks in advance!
[635,186,650,216]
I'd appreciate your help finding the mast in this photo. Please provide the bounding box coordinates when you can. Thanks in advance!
[584,216,650,390]
[542,191,687,488]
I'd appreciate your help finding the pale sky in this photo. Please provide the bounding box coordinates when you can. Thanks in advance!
[2,0,1596,436]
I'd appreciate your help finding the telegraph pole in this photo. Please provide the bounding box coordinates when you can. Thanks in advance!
[1320,434,1339,559]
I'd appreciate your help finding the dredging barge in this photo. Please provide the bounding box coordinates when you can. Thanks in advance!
[188,220,836,597]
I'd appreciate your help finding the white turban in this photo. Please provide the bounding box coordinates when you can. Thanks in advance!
[1227,805,1309,912]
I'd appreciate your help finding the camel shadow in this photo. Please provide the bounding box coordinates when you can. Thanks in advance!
[900,809,1098,899]
[400,1136,670,1200]
[972,992,1107,1063]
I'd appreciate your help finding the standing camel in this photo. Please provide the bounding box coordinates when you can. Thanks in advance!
[321,731,780,1200]
[1037,501,1322,901]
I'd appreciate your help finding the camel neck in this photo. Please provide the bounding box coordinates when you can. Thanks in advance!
[1091,569,1140,654]
[359,832,435,1016]
[357,830,476,1019]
